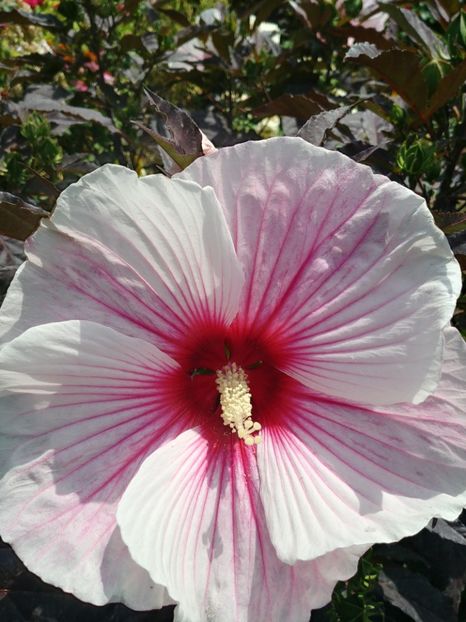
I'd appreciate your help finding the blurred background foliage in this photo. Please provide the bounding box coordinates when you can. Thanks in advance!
[0,1,465,621]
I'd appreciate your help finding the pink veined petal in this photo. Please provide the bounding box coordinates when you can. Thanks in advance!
[0,165,243,355]
[0,319,188,608]
[178,138,461,405]
[117,427,367,622]
[257,327,466,564]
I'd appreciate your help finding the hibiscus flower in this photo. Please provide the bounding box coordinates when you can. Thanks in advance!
[0,137,465,621]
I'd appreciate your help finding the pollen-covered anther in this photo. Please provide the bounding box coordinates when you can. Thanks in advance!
[215,362,262,446]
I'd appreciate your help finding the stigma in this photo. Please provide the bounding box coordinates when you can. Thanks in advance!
[215,362,262,446]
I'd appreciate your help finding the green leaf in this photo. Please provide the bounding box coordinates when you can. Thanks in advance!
[344,0,363,19]
[396,139,439,176]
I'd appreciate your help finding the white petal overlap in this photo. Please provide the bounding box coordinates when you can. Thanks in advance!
[178,138,461,405]
[0,320,186,608]
[0,165,243,354]
[117,427,367,622]
[257,327,466,564]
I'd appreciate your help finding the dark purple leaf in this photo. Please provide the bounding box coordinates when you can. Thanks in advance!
[407,522,466,615]
[431,0,461,19]
[211,30,234,63]
[0,9,61,30]
[455,253,466,272]
[191,108,259,147]
[0,547,24,587]
[0,237,25,304]
[339,108,393,145]
[58,154,99,176]
[381,5,449,57]
[288,0,334,30]
[245,0,283,30]
[297,105,353,146]
[345,44,430,121]
[449,229,466,254]
[432,210,466,234]
[141,33,159,53]
[120,34,145,52]
[331,24,395,49]
[156,7,190,28]
[137,90,207,170]
[253,93,335,119]
[379,566,456,622]
[426,59,466,117]
[428,518,466,546]
[341,143,394,174]
[8,86,118,134]
[0,193,49,241]
[0,540,176,621]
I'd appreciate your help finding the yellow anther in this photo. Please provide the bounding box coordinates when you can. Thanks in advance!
[215,362,262,446]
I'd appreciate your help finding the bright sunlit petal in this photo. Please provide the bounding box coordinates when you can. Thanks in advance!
[0,319,184,607]
[258,327,466,563]
[178,138,461,405]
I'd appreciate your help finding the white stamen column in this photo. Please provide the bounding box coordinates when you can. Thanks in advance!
[216,362,262,446]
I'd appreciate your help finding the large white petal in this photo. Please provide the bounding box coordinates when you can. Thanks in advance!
[0,320,186,608]
[178,138,460,405]
[257,328,466,563]
[0,166,243,355]
[117,427,366,622]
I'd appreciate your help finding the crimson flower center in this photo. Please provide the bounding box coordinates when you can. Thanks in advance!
[171,323,293,442]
